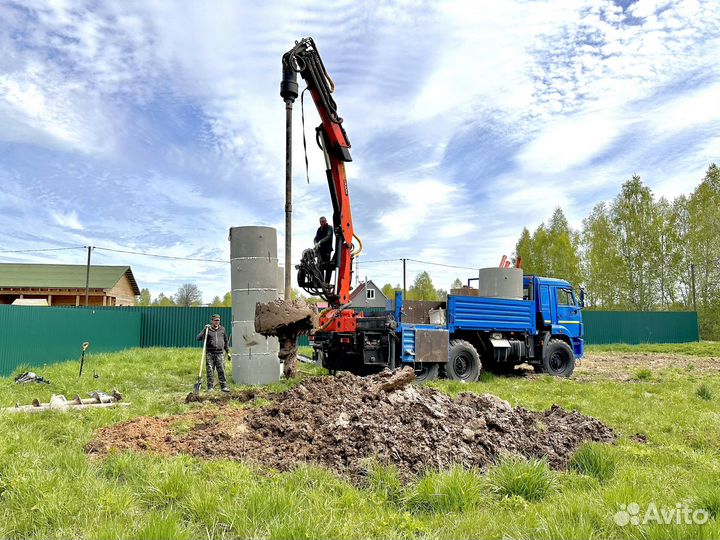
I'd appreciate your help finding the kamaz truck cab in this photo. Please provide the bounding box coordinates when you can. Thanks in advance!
[533,276,584,358]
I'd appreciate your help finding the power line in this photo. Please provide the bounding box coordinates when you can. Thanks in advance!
[357,257,480,271]
[94,246,228,264]
[0,246,85,254]
[0,244,479,271]
[406,258,479,271]
[360,258,403,264]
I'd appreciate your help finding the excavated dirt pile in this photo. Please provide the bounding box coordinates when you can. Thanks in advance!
[88,368,614,480]
[255,299,317,378]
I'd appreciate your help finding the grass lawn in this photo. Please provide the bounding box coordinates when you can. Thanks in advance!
[0,343,718,539]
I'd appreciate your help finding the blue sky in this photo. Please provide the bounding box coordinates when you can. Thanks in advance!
[0,0,718,301]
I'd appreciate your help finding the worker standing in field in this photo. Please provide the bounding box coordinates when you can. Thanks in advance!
[196,314,230,392]
[314,215,334,283]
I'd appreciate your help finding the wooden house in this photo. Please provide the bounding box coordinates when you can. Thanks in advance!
[0,264,140,306]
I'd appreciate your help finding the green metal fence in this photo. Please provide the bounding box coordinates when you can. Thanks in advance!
[85,306,233,347]
[0,305,699,375]
[582,310,698,345]
[0,305,141,376]
[299,309,699,347]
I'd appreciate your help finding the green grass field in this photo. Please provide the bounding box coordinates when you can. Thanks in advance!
[0,343,718,539]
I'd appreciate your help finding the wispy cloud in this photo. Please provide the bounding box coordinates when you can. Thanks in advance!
[0,0,718,299]
[51,210,83,230]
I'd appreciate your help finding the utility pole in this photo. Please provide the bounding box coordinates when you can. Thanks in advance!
[84,246,93,307]
[280,54,299,301]
[402,258,407,299]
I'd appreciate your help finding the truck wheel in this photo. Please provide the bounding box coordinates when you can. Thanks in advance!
[414,363,439,382]
[542,339,575,377]
[445,340,481,382]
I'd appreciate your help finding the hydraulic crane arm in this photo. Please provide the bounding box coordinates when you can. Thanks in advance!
[281,37,355,306]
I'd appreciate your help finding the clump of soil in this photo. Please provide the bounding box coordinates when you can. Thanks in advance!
[255,299,317,378]
[88,368,614,480]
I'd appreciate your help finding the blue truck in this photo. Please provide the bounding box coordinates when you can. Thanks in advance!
[313,274,584,380]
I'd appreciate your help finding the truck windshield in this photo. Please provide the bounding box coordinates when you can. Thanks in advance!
[557,288,576,306]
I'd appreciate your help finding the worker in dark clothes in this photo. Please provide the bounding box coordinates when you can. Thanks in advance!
[314,215,334,284]
[196,314,230,392]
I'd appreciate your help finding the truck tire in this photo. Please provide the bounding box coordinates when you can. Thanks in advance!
[445,340,481,382]
[542,339,575,377]
[414,363,439,382]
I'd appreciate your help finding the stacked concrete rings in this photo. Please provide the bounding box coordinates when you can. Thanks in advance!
[229,226,281,384]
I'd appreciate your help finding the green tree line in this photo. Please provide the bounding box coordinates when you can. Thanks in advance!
[137,284,232,307]
[380,274,461,302]
[137,286,304,307]
[514,164,720,339]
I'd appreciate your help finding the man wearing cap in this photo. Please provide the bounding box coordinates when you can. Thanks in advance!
[196,314,230,392]
[314,216,334,283]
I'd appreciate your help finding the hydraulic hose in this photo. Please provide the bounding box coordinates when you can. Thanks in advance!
[351,233,363,257]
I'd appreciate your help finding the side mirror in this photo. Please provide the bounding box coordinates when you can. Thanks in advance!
[579,288,585,308]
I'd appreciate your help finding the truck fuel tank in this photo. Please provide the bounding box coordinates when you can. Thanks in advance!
[489,337,525,362]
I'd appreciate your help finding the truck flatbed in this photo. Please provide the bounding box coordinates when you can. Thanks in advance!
[448,295,536,334]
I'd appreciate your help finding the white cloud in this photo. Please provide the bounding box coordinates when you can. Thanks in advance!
[517,111,623,174]
[376,178,458,240]
[655,82,720,132]
[436,221,476,239]
[0,69,115,154]
[629,0,669,19]
[51,210,83,230]
[1,0,719,300]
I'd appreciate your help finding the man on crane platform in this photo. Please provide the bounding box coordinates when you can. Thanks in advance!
[313,215,334,283]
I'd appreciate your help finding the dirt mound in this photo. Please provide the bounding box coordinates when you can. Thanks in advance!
[88,368,614,480]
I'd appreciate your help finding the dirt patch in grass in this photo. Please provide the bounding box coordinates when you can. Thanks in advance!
[575,352,720,381]
[88,368,614,480]
[184,388,267,404]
